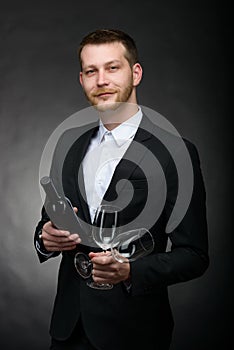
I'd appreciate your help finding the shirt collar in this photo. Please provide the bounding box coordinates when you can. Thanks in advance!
[98,107,143,147]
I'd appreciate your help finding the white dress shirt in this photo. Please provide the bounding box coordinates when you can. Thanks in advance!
[82,108,142,222]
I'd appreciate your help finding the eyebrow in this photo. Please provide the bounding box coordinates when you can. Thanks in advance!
[82,60,122,70]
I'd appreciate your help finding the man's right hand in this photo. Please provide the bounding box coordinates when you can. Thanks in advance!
[41,221,81,252]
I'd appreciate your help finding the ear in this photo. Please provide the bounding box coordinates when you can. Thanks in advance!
[132,63,143,87]
[79,72,83,86]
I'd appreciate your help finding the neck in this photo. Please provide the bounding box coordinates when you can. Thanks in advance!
[99,102,139,131]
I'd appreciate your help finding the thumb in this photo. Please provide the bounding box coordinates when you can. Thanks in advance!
[73,207,78,213]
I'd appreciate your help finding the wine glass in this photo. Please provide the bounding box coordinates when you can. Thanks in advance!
[111,228,154,263]
[74,251,92,279]
[87,204,121,290]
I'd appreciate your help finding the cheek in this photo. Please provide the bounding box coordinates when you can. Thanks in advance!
[114,74,132,88]
[82,81,95,94]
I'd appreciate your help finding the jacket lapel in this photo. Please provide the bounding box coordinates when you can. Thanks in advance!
[70,123,99,225]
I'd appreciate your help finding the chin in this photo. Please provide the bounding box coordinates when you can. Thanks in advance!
[93,101,122,112]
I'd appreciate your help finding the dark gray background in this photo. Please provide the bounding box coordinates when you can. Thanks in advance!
[0,1,231,349]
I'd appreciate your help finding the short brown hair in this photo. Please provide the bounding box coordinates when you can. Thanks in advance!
[78,29,139,70]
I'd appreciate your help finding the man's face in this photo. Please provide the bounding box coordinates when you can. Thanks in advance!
[79,42,142,111]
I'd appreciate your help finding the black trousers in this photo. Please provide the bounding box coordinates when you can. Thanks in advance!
[50,320,97,350]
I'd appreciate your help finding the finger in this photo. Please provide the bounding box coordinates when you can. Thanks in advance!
[89,251,112,259]
[44,239,78,247]
[42,232,71,243]
[43,222,70,237]
[92,268,115,278]
[92,271,116,284]
[91,255,113,266]
[73,207,78,213]
[68,233,81,244]
[43,237,78,248]
[45,245,77,252]
[92,266,129,284]
[92,263,117,279]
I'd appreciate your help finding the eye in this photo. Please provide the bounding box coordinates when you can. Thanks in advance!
[85,69,95,76]
[109,66,118,71]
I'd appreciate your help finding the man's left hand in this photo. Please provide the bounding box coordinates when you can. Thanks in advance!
[89,252,130,285]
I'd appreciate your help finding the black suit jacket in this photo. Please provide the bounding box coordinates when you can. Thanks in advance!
[35,115,209,350]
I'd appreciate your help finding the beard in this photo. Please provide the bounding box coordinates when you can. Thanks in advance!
[84,80,134,112]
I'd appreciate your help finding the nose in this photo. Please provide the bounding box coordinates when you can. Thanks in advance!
[96,69,109,87]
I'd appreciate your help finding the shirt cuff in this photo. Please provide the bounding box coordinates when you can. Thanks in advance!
[35,240,54,258]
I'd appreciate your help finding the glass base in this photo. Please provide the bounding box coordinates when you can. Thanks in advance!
[87,281,113,290]
[74,252,92,279]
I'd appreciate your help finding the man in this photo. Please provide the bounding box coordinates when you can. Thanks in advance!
[35,29,209,350]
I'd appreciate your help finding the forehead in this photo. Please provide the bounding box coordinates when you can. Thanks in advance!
[80,42,128,68]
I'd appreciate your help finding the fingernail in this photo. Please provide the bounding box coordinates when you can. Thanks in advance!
[61,230,70,236]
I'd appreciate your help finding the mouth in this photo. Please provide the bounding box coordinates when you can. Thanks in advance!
[97,93,113,97]
[94,90,116,98]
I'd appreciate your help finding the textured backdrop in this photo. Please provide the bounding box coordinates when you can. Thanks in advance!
[0,1,231,349]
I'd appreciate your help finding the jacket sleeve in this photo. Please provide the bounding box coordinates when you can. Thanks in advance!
[34,206,61,263]
[130,141,209,296]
